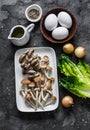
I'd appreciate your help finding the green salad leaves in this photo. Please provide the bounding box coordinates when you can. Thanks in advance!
[58,54,90,98]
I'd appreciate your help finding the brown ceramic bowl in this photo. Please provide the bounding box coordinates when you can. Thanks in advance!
[40,7,77,44]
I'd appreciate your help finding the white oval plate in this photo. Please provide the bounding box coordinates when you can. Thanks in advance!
[14,47,59,112]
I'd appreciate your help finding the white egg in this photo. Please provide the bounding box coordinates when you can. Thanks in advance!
[52,27,69,40]
[58,11,72,29]
[44,14,58,31]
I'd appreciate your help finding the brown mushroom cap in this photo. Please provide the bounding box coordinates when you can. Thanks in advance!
[21,78,31,84]
[49,77,55,82]
[25,93,31,100]
[41,85,46,89]
[40,77,45,83]
[28,82,35,88]
[51,95,57,101]
[46,65,52,71]
[34,77,41,83]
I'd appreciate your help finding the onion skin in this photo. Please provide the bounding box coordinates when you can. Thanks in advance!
[63,43,74,54]
[61,96,74,108]
[74,46,86,58]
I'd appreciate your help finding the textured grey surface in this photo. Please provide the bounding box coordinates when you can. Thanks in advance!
[0,0,90,130]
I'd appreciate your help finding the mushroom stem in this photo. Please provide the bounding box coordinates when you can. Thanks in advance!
[20,90,36,109]
[36,90,38,110]
[42,93,50,105]
[41,89,46,101]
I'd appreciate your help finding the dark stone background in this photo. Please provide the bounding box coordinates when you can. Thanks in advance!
[0,0,90,130]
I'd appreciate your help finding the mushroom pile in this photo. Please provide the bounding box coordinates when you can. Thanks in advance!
[19,48,57,110]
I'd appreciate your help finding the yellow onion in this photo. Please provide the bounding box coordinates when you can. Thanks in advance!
[63,43,74,54]
[74,46,86,58]
[61,96,74,108]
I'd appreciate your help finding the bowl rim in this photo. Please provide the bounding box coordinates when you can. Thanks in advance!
[40,7,77,44]
[25,4,43,22]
